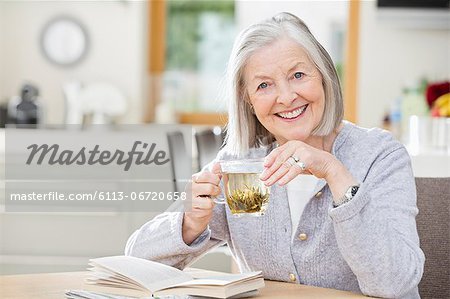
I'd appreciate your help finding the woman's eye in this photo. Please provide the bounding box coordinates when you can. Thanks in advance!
[294,72,304,79]
[258,82,268,90]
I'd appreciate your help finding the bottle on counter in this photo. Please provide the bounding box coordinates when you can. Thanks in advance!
[401,80,429,144]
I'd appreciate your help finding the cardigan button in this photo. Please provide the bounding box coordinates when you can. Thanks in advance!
[289,273,297,282]
[298,233,308,241]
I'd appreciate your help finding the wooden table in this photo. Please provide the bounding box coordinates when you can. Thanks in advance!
[0,271,370,298]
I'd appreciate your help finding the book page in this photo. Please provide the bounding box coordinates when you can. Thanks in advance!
[184,268,233,279]
[156,277,265,298]
[168,272,262,287]
[87,267,133,284]
[90,256,192,292]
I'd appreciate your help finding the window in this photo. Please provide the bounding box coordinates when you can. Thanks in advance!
[163,0,235,112]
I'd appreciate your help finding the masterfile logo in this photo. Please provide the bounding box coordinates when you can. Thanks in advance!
[25,141,170,171]
[4,124,193,212]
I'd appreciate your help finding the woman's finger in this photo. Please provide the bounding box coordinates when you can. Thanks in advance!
[193,183,221,198]
[192,196,214,210]
[211,162,223,177]
[277,162,305,186]
[260,149,285,180]
[193,171,221,186]
[261,144,296,181]
[263,160,291,186]
[263,146,281,168]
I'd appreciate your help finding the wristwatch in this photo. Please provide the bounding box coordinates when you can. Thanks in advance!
[333,184,360,207]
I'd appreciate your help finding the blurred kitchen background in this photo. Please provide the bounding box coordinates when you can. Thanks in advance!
[0,0,449,274]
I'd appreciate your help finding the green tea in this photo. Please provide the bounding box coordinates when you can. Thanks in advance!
[224,172,270,216]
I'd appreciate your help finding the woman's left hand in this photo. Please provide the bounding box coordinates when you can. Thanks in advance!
[260,140,338,186]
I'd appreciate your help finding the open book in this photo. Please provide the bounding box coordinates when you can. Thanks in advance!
[83,256,264,298]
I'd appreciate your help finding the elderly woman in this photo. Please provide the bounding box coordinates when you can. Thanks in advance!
[126,13,424,298]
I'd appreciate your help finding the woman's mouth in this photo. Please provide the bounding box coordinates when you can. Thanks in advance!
[275,104,308,120]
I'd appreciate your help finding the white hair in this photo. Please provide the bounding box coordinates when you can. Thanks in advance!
[223,12,343,156]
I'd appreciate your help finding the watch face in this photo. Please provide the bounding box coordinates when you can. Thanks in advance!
[350,186,359,196]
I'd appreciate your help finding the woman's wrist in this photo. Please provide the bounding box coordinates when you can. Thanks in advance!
[182,213,208,245]
[325,158,358,201]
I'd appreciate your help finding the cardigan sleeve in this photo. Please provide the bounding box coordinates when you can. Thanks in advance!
[124,152,231,270]
[329,145,425,298]
[124,202,229,270]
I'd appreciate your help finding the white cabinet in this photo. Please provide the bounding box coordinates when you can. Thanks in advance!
[409,153,450,178]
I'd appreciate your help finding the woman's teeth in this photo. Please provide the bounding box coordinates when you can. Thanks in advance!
[277,105,307,119]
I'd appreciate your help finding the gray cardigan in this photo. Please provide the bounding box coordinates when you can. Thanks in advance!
[125,122,425,298]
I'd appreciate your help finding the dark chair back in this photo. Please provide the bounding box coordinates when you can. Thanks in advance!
[167,131,191,193]
[195,128,224,170]
[415,177,450,299]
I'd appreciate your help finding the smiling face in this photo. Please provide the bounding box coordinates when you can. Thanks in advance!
[244,37,325,145]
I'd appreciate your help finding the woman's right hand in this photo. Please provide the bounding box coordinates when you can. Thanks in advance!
[182,163,222,245]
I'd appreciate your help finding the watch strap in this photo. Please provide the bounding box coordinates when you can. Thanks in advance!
[333,184,360,207]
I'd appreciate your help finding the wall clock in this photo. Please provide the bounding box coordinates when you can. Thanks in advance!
[40,16,89,67]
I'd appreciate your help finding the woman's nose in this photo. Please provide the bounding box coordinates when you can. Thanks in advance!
[276,81,297,106]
